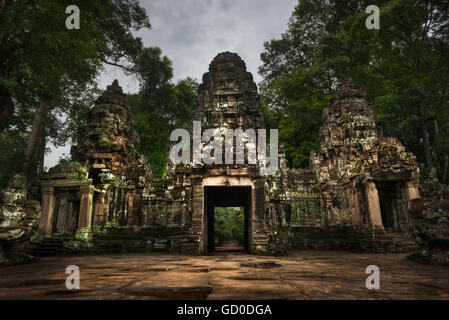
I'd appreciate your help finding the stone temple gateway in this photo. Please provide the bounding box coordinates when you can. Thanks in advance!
[31,52,420,256]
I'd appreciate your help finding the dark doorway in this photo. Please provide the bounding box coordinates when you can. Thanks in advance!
[376,182,407,232]
[204,186,251,253]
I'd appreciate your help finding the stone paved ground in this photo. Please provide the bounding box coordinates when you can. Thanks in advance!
[0,251,448,300]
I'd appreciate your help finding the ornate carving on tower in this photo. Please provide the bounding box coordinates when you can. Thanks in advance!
[311,80,419,232]
[311,79,418,184]
[193,52,264,130]
[70,80,143,177]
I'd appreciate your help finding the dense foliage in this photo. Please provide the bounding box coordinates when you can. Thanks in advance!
[0,0,150,186]
[214,207,245,246]
[0,1,197,184]
[259,0,449,183]
[1,0,447,188]
[127,47,197,176]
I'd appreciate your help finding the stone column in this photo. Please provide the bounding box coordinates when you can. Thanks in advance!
[93,193,106,227]
[76,185,94,241]
[127,190,134,226]
[406,181,420,201]
[320,188,332,227]
[365,181,384,230]
[351,189,362,226]
[252,179,268,254]
[39,186,55,235]
[191,181,204,254]
[400,181,419,231]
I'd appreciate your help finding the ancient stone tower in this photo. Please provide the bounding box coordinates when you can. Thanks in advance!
[310,80,420,233]
[71,79,143,178]
[193,51,264,130]
[37,80,151,242]
[178,52,270,254]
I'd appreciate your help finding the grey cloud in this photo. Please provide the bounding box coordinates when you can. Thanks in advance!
[135,0,297,84]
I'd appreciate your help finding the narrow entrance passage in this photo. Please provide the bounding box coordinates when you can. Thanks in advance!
[204,186,251,253]
[214,207,244,252]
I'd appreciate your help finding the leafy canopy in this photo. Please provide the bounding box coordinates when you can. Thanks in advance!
[259,0,449,182]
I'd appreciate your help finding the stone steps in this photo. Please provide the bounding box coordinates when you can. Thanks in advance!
[27,236,73,257]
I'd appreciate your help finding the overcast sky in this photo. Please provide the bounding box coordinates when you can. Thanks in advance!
[45,0,298,169]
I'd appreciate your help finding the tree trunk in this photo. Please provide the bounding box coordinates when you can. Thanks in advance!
[433,119,439,136]
[418,108,433,168]
[443,155,448,185]
[21,101,47,176]
[37,135,46,175]
[34,115,47,176]
[0,85,14,133]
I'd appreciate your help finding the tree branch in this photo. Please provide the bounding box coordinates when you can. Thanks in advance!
[101,59,136,73]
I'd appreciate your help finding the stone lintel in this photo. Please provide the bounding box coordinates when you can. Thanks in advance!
[371,172,413,182]
[41,180,91,188]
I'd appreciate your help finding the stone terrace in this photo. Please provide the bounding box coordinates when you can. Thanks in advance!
[0,251,448,300]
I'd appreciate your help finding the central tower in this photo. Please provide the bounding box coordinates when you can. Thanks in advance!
[186,52,268,254]
[193,51,264,130]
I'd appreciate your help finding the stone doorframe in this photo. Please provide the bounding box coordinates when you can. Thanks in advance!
[39,180,94,241]
[191,167,265,255]
[362,178,420,231]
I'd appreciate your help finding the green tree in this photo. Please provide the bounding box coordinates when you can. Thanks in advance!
[259,0,449,182]
[128,47,197,176]
[0,0,151,184]
[259,0,364,167]
[214,207,244,246]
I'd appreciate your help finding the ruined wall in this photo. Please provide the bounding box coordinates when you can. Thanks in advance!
[0,173,40,264]
[33,80,196,255]
[265,148,322,228]
[262,146,320,253]
[409,198,449,265]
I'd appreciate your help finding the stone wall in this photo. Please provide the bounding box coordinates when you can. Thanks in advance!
[0,173,40,264]
[409,198,449,265]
